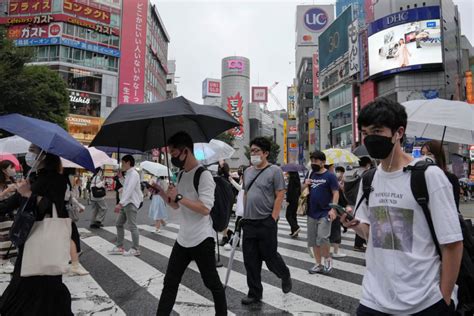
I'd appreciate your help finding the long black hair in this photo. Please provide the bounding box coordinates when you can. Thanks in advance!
[0,160,15,187]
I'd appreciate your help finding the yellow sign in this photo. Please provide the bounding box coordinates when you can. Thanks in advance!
[66,114,103,144]
[283,120,288,164]
[466,71,473,104]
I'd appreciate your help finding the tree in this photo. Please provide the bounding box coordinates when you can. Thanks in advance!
[0,27,69,128]
[245,137,281,164]
[215,132,235,147]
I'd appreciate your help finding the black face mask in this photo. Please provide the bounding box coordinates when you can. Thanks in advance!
[364,135,395,159]
[171,151,187,169]
[311,164,321,172]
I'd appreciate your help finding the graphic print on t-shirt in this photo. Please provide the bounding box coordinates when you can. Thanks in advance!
[369,206,414,253]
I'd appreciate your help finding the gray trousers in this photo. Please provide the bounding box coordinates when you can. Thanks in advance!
[116,204,139,250]
[91,199,107,224]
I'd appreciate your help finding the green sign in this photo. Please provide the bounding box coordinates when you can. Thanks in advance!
[318,7,352,71]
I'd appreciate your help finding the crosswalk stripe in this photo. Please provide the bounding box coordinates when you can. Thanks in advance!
[139,225,363,301]
[103,226,348,315]
[80,232,232,315]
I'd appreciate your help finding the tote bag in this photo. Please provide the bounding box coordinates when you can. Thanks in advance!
[21,203,71,277]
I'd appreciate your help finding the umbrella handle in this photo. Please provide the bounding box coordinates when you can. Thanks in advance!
[161,118,172,183]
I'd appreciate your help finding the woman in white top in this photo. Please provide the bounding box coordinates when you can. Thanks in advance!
[225,165,248,250]
[148,177,169,233]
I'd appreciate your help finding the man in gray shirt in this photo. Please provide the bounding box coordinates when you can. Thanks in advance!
[241,137,292,305]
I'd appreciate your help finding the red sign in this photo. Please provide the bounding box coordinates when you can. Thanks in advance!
[364,0,375,24]
[209,81,220,94]
[289,126,298,135]
[7,23,61,39]
[64,0,111,24]
[360,80,377,108]
[226,93,244,139]
[312,52,319,96]
[9,0,52,15]
[251,87,268,103]
[118,0,149,104]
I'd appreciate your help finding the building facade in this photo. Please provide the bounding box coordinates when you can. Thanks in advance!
[202,78,221,106]
[166,60,177,99]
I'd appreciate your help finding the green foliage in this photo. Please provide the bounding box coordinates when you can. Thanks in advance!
[244,137,281,164]
[0,26,69,129]
[215,132,235,147]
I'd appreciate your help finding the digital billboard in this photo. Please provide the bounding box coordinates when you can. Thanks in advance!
[368,6,442,77]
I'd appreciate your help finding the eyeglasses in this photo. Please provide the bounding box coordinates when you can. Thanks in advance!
[250,148,262,154]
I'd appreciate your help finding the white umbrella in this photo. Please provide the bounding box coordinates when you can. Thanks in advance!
[62,147,117,169]
[0,135,30,154]
[194,139,235,165]
[140,161,171,177]
[402,99,474,145]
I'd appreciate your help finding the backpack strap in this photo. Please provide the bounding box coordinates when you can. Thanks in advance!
[193,166,206,193]
[354,168,376,216]
[405,160,442,258]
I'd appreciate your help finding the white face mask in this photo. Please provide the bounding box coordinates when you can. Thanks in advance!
[336,172,342,179]
[25,152,38,167]
[250,155,262,166]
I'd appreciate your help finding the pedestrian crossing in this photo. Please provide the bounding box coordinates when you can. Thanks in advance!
[0,217,366,315]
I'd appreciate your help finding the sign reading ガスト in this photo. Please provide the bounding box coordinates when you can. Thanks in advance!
[7,23,61,39]
[226,93,244,139]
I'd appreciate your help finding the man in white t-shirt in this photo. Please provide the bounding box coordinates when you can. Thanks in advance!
[341,98,463,315]
[155,131,227,316]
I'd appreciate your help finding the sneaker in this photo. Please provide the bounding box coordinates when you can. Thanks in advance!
[290,227,301,238]
[155,228,161,233]
[308,247,314,258]
[224,243,232,251]
[108,246,124,255]
[308,264,324,274]
[69,263,90,276]
[324,258,333,274]
[123,248,141,256]
[241,296,261,305]
[0,262,14,274]
[332,252,347,258]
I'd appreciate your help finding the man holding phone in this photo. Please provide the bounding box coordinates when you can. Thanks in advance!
[305,151,339,274]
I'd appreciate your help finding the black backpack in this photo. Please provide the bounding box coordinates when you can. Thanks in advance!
[355,160,474,314]
[178,167,234,232]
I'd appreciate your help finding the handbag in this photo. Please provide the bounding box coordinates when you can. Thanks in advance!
[10,195,37,248]
[91,176,106,198]
[21,202,72,277]
[297,187,310,216]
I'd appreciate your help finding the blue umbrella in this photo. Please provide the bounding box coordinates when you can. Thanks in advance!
[0,114,95,171]
[281,163,307,173]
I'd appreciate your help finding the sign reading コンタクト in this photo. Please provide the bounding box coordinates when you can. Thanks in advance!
[118,0,149,104]
[226,93,244,139]
[63,0,111,24]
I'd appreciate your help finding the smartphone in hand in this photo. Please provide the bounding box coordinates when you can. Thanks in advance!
[329,203,354,221]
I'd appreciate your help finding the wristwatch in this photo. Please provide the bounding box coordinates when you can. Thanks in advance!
[174,194,183,203]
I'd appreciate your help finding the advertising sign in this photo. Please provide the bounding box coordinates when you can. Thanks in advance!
[226,93,244,139]
[8,0,52,15]
[348,19,360,76]
[14,37,59,46]
[320,60,350,96]
[308,116,316,149]
[319,7,352,71]
[287,86,296,120]
[368,6,442,77]
[251,87,268,103]
[7,23,61,39]
[289,126,298,136]
[364,0,375,24]
[312,52,320,96]
[118,0,149,104]
[352,95,359,143]
[226,59,245,73]
[296,5,335,46]
[336,0,365,27]
[283,120,288,164]
[202,79,221,98]
[64,0,111,24]
[360,29,369,81]
[60,37,120,56]
[466,71,474,104]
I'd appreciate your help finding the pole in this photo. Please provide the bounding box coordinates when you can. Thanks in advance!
[440,125,447,148]
[116,143,121,205]
[161,118,172,182]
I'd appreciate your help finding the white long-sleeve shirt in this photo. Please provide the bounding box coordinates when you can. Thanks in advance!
[119,168,143,209]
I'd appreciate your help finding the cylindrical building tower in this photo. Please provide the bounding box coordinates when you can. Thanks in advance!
[221,56,250,168]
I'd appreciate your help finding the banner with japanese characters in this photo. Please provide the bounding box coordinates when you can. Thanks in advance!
[7,23,61,39]
[63,0,111,24]
[118,0,149,104]
[226,93,244,139]
[8,0,52,15]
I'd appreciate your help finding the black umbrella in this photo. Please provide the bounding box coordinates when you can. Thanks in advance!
[352,144,370,158]
[91,96,239,151]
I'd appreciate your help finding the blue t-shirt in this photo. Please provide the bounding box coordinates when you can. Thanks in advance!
[308,170,339,219]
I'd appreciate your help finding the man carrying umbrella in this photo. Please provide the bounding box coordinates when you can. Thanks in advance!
[155,131,227,316]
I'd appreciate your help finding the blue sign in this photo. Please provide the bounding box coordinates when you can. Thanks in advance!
[15,37,60,47]
[60,38,121,57]
[422,89,439,99]
[369,6,440,36]
[426,21,436,27]
[304,7,329,31]
[336,0,365,25]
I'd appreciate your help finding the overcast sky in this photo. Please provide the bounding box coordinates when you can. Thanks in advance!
[154,0,474,110]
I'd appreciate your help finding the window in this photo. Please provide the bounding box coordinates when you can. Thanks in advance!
[65,24,75,36]
[106,96,112,108]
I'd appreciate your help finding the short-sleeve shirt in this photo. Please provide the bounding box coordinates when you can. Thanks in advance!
[308,170,339,220]
[244,165,285,220]
[355,159,463,314]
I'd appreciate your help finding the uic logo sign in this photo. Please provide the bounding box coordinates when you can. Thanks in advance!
[304,8,328,32]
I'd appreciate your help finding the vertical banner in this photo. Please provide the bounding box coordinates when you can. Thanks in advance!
[352,95,359,144]
[364,0,375,24]
[226,93,244,139]
[312,52,320,96]
[360,29,369,81]
[466,71,473,104]
[283,120,288,164]
[348,19,360,77]
[287,86,296,120]
[118,0,149,104]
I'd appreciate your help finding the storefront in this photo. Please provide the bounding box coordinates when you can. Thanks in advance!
[66,114,103,144]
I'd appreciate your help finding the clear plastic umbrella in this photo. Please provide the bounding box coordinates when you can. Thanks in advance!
[224,226,241,288]
[194,139,235,166]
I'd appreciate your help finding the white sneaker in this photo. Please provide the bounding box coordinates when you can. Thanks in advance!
[155,228,161,233]
[324,258,333,273]
[69,263,90,276]
[224,243,232,251]
[0,261,14,274]
[108,246,124,255]
[332,252,347,258]
[123,248,141,257]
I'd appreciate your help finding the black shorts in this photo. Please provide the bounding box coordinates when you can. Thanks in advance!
[329,217,342,244]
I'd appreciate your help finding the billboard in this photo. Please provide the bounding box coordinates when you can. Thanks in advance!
[465,71,473,104]
[368,6,442,77]
[312,52,320,96]
[336,0,365,27]
[319,7,352,71]
[283,120,288,164]
[63,0,111,24]
[202,78,221,98]
[226,93,244,139]
[251,87,268,103]
[287,86,296,120]
[7,23,62,39]
[8,0,52,15]
[296,5,335,46]
[348,19,360,76]
[118,0,149,104]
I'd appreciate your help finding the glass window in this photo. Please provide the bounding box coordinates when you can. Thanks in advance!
[106,96,112,108]
[110,13,120,27]
[65,24,75,36]
[73,49,82,61]
[69,93,101,117]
